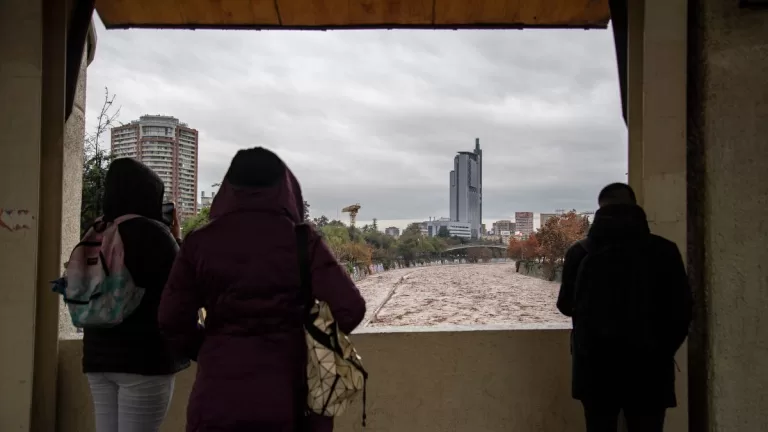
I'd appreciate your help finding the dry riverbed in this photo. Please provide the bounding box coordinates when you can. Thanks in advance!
[357,262,570,327]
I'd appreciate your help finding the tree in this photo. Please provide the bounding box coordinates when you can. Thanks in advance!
[507,237,523,260]
[303,200,311,221]
[372,218,378,231]
[437,226,450,238]
[313,215,329,228]
[537,210,589,263]
[182,207,210,236]
[522,233,541,261]
[81,87,120,235]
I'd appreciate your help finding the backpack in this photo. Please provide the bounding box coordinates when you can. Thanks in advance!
[295,224,368,425]
[571,237,658,358]
[52,215,145,328]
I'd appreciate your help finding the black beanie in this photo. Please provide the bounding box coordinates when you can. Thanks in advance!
[224,147,286,187]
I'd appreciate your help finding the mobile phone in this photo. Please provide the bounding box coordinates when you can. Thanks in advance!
[161,202,175,226]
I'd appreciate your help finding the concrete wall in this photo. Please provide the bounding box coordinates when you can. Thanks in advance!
[689,2,768,431]
[516,261,563,283]
[0,1,88,428]
[0,1,44,429]
[56,327,690,432]
[59,327,584,432]
[58,30,88,340]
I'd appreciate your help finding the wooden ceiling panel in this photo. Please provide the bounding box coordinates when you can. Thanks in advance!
[97,0,280,28]
[180,0,279,26]
[434,0,609,27]
[96,0,610,29]
[277,0,434,27]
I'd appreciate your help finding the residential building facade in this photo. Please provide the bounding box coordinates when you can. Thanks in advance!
[385,227,400,238]
[111,115,199,220]
[514,212,534,237]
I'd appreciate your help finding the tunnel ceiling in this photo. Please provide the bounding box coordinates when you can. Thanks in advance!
[95,0,610,29]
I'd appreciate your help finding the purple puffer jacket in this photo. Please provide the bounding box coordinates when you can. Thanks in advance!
[159,168,366,432]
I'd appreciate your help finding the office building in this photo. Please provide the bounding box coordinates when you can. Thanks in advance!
[492,219,516,236]
[200,190,215,209]
[111,115,199,220]
[449,138,482,239]
[425,218,473,239]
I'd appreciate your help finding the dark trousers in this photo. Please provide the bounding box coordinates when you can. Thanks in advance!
[582,402,666,432]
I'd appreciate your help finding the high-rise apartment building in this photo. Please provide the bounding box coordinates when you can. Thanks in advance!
[111,115,199,221]
[449,138,483,239]
[515,212,534,237]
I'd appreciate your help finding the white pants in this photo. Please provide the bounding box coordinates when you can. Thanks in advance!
[86,372,175,432]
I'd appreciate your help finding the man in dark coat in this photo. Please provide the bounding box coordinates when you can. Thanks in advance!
[557,183,692,432]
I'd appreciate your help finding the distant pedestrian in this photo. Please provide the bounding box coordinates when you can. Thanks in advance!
[557,183,692,432]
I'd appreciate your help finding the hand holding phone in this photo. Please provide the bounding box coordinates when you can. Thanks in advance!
[162,202,175,226]
[162,202,181,239]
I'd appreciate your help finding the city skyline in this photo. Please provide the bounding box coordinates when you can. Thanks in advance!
[86,17,627,222]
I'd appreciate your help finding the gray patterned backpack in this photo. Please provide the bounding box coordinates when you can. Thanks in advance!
[295,224,368,425]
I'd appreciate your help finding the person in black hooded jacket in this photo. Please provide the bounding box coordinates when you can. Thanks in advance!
[83,158,190,432]
[557,183,692,432]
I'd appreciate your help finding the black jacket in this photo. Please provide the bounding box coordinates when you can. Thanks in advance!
[82,158,190,375]
[557,204,692,407]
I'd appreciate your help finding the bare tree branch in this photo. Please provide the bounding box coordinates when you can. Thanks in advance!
[84,86,121,160]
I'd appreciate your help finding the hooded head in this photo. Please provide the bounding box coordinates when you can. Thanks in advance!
[103,158,165,222]
[210,147,305,223]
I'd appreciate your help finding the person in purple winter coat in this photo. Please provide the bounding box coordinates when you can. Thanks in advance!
[159,147,367,432]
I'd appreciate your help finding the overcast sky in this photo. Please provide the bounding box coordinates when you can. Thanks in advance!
[86,16,627,227]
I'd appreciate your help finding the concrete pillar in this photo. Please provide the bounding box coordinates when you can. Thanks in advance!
[31,0,68,430]
[642,0,688,249]
[626,0,644,206]
[627,0,688,431]
[0,0,72,429]
[688,1,768,430]
[0,0,45,429]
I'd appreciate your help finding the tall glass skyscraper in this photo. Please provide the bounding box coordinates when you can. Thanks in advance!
[449,138,483,239]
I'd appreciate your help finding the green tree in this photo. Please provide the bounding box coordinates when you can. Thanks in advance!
[182,207,210,237]
[303,200,311,221]
[437,226,450,238]
[313,215,329,228]
[80,87,120,235]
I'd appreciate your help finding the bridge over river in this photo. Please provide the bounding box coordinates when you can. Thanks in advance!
[442,244,508,252]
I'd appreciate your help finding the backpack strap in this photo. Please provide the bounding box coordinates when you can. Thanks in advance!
[295,223,314,313]
[294,223,312,431]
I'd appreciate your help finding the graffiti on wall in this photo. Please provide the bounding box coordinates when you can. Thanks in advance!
[0,209,34,232]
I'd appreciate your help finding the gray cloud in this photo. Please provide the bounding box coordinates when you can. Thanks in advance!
[86,17,626,223]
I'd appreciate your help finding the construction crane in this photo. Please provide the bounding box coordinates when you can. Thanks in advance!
[342,203,361,227]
